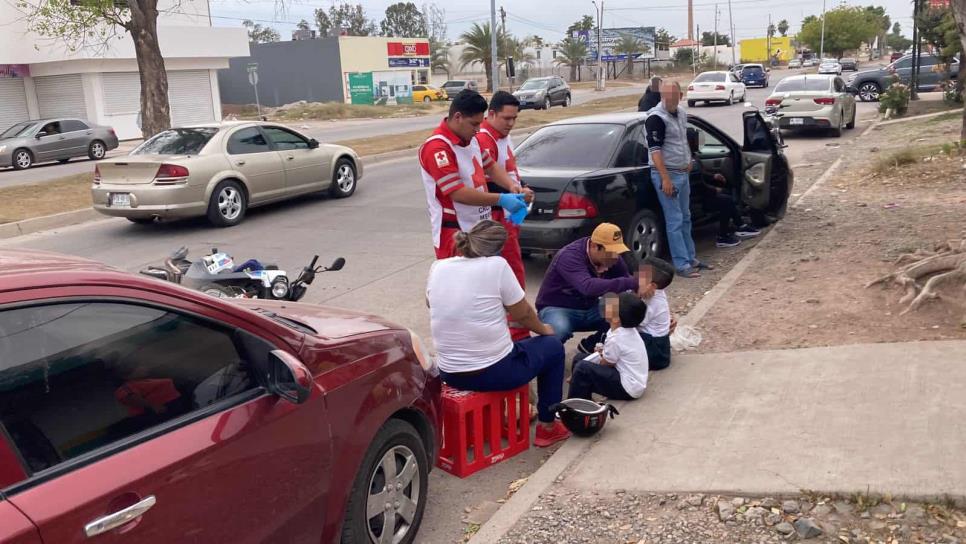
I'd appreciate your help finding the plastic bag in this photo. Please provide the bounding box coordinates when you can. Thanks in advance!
[670,325,702,352]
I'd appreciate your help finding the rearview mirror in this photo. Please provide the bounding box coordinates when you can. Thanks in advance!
[308,138,320,149]
[35,132,46,139]
[268,350,313,404]
[328,257,346,271]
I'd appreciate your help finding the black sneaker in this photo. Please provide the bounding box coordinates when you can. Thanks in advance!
[735,224,762,238]
[577,335,598,354]
[716,234,741,248]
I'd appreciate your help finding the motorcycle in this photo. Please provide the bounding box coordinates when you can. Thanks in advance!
[140,247,345,302]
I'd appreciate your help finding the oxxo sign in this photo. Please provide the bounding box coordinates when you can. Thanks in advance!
[386,41,430,68]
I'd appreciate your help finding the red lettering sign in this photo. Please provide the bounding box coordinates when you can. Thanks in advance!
[387,42,430,57]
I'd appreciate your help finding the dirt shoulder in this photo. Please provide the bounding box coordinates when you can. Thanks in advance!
[697,112,966,353]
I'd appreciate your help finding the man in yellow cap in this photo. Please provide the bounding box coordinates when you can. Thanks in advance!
[535,223,644,347]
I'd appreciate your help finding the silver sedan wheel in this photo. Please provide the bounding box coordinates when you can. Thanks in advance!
[218,186,243,221]
[337,164,355,193]
[90,142,106,159]
[14,150,31,169]
[366,445,421,544]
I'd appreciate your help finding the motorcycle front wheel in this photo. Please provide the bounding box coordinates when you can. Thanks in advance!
[200,283,238,299]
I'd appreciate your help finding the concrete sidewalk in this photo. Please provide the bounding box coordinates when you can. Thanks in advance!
[473,340,966,542]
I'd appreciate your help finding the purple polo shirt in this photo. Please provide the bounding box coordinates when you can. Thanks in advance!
[535,237,638,311]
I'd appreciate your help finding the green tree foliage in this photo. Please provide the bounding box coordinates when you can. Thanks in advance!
[916,7,961,63]
[381,2,427,38]
[554,37,589,81]
[459,22,506,91]
[701,31,731,46]
[778,19,790,37]
[296,19,310,31]
[316,3,378,36]
[566,15,595,37]
[656,27,676,50]
[614,34,649,77]
[244,19,280,44]
[430,37,451,77]
[797,6,878,57]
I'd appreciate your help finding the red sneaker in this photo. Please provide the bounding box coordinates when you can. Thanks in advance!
[534,420,571,448]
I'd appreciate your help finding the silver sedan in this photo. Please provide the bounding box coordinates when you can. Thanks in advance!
[0,118,119,170]
[92,121,363,227]
[765,74,858,137]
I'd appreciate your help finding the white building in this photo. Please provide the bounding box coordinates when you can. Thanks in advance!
[0,0,248,139]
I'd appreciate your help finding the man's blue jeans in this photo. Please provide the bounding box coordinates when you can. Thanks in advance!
[538,305,607,344]
[651,169,697,271]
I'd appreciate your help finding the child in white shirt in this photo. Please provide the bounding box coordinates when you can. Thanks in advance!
[638,257,676,370]
[568,292,649,400]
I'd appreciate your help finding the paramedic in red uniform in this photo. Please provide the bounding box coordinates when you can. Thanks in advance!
[418,90,529,260]
[476,91,533,341]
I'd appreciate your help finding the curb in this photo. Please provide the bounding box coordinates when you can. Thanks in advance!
[878,108,960,126]
[0,208,104,241]
[468,114,885,544]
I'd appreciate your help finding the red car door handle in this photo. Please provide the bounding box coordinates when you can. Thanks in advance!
[84,495,156,537]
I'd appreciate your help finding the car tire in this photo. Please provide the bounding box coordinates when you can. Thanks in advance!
[857,82,881,102]
[423,96,431,103]
[845,108,856,129]
[58,158,70,164]
[330,158,357,198]
[830,115,843,138]
[626,208,665,266]
[206,179,247,227]
[687,100,696,107]
[563,94,571,107]
[11,148,32,170]
[88,140,107,160]
[341,419,429,544]
[728,91,735,105]
[199,283,238,298]
[543,97,551,110]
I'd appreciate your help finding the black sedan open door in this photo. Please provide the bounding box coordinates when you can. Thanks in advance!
[740,110,792,217]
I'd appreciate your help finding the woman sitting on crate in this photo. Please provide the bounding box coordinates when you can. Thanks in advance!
[426,220,571,448]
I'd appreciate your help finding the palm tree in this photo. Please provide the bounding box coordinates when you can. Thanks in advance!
[614,34,648,78]
[554,37,588,82]
[459,22,505,92]
[430,37,451,79]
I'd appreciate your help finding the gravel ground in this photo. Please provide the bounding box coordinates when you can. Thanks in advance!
[498,489,966,544]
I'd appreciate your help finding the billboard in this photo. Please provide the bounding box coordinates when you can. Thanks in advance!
[372,71,413,105]
[348,72,374,105]
[575,27,656,62]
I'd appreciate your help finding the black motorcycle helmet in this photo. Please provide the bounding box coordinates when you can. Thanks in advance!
[549,398,620,437]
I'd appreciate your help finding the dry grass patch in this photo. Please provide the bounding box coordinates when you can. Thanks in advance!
[0,173,92,224]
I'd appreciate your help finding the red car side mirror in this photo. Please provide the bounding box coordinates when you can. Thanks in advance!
[269,350,313,404]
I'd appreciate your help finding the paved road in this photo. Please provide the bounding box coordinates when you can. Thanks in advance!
[0,142,137,189]
[0,67,879,543]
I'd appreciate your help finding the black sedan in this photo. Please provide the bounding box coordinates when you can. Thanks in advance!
[515,111,793,264]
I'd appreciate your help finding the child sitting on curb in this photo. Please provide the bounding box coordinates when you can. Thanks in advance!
[568,292,649,401]
[638,257,677,371]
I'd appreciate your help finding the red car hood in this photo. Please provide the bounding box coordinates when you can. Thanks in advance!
[231,299,401,339]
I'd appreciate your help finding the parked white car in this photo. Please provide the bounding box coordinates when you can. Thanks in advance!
[818,60,843,75]
[765,74,858,137]
[686,71,747,107]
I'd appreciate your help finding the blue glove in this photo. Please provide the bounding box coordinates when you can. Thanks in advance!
[508,204,529,225]
[497,193,527,214]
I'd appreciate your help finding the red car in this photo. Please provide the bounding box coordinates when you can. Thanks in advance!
[0,249,440,544]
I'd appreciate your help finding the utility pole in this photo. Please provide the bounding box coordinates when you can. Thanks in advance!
[694,24,699,75]
[490,0,499,92]
[713,4,719,70]
[819,0,826,60]
[728,0,735,65]
[500,6,511,91]
[911,0,920,100]
[592,0,605,91]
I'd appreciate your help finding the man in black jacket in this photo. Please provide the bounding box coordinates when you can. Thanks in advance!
[637,76,662,112]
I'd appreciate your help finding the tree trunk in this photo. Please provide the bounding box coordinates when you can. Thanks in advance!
[570,64,577,82]
[128,0,170,139]
[626,58,633,78]
[951,0,966,141]
[484,62,493,92]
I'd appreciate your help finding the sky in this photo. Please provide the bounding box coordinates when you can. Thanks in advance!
[209,0,918,46]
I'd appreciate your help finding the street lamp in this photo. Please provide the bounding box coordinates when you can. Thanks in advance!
[591,0,605,91]
[819,0,826,61]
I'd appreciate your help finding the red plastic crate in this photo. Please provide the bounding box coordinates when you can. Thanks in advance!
[436,383,530,478]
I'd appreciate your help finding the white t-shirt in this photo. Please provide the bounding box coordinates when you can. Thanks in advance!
[639,289,671,337]
[427,256,526,373]
[602,326,649,398]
